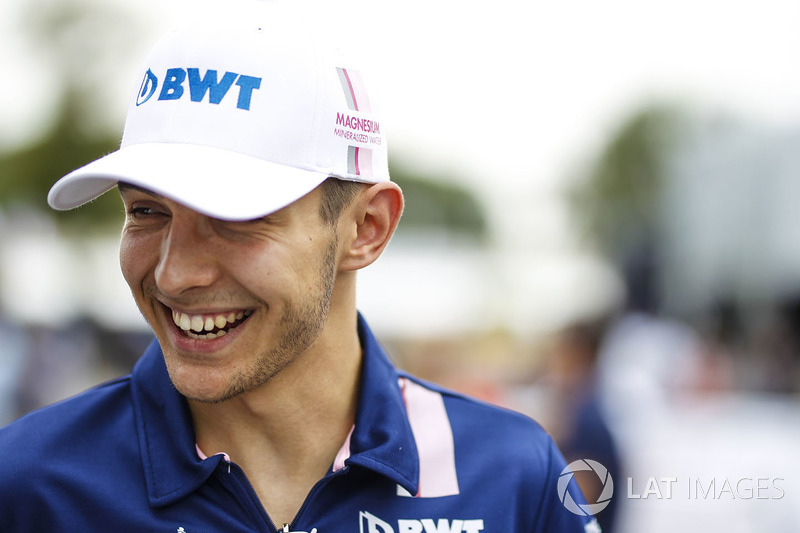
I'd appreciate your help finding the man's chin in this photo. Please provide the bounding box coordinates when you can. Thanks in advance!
[164,364,242,405]
[176,383,242,405]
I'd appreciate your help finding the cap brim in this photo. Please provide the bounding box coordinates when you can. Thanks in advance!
[47,142,331,221]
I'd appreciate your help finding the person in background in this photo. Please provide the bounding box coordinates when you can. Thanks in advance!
[546,321,621,533]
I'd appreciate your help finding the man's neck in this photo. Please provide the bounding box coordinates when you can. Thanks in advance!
[188,310,362,526]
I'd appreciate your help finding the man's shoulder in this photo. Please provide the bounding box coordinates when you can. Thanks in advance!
[400,374,557,459]
[0,374,160,528]
[397,373,582,526]
[0,375,135,462]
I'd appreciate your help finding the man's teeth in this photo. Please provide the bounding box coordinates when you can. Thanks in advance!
[171,310,251,339]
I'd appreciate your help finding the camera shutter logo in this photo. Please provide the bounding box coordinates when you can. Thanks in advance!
[558,459,614,516]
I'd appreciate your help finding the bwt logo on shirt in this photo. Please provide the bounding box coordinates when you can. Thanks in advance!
[359,511,484,533]
[136,68,262,110]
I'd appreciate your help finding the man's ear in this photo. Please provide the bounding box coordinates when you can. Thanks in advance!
[339,182,404,272]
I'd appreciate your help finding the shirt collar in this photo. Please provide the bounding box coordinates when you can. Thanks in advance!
[344,315,418,493]
[132,313,419,508]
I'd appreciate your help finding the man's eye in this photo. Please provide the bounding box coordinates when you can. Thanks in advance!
[128,206,165,218]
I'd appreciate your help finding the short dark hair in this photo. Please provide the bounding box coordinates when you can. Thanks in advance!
[318,178,365,225]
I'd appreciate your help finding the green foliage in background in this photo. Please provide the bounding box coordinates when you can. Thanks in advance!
[0,101,123,231]
[569,103,685,256]
[389,163,488,242]
[0,0,144,232]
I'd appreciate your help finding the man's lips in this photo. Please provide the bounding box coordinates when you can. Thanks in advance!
[169,308,254,340]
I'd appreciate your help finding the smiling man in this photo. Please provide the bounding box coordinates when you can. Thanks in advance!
[0,2,600,532]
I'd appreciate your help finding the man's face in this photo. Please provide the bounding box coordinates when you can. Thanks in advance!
[119,185,340,404]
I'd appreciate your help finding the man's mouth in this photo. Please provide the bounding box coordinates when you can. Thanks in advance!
[171,309,253,340]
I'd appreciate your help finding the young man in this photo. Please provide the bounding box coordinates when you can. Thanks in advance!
[0,2,601,531]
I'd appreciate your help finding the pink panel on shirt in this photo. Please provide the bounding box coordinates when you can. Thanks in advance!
[399,377,460,497]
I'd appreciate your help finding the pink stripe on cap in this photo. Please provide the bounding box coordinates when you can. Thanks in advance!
[345,69,372,113]
[357,147,373,178]
[340,68,359,111]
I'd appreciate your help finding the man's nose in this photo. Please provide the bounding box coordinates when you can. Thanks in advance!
[154,215,220,296]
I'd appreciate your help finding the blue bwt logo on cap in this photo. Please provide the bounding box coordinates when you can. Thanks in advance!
[137,69,159,106]
[135,67,262,110]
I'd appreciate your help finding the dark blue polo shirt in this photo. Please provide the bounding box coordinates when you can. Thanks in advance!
[0,316,599,532]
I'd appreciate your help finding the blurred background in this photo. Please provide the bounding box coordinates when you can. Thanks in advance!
[1,0,800,530]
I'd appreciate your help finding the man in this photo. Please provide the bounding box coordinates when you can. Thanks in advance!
[0,2,601,531]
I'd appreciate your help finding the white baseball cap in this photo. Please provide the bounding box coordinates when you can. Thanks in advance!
[47,1,389,221]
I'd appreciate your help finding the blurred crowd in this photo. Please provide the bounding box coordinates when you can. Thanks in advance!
[507,248,800,532]
[0,315,151,426]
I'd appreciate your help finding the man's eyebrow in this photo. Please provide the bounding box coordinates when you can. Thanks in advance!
[117,182,159,198]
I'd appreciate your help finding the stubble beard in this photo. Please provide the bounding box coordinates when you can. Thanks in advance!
[191,237,339,404]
